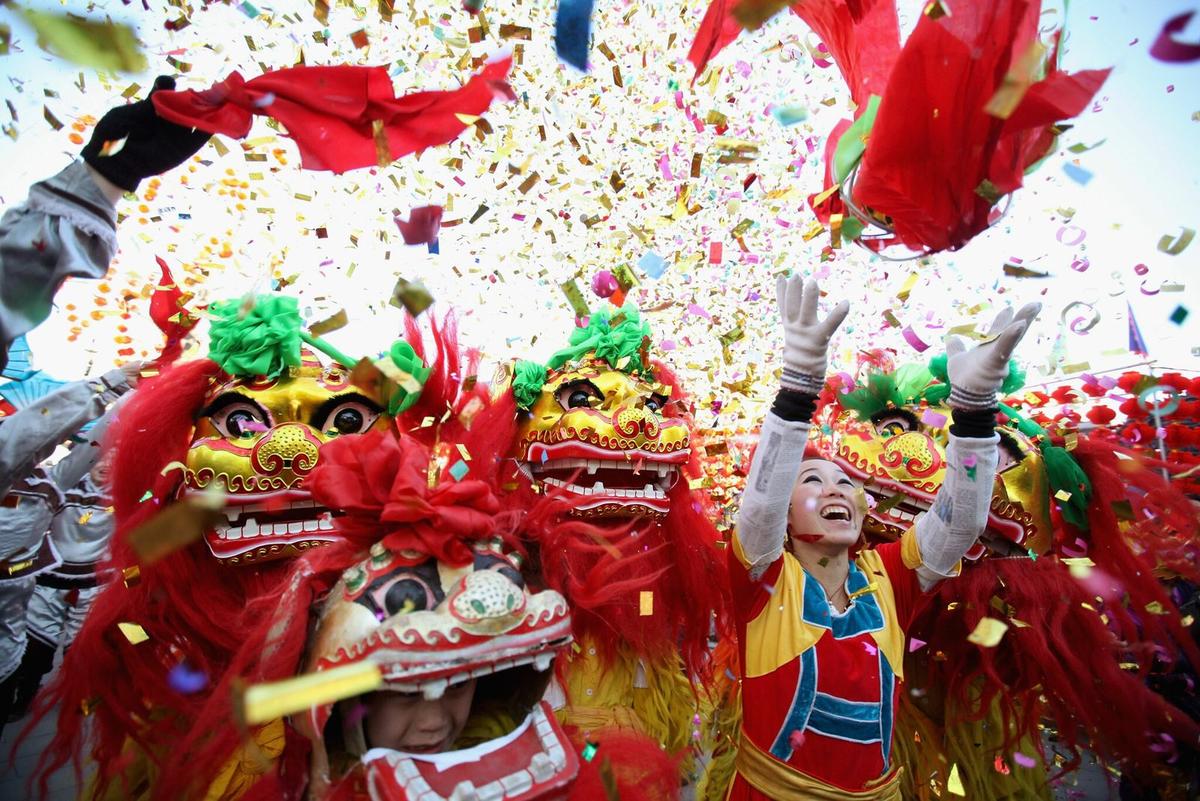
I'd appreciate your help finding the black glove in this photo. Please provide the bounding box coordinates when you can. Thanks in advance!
[81,76,211,192]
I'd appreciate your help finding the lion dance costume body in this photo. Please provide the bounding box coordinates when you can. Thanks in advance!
[504,306,732,772]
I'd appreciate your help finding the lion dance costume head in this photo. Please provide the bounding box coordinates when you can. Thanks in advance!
[504,305,730,701]
[29,296,478,799]
[814,351,1200,798]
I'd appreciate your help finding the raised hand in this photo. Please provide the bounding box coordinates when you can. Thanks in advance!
[775,275,849,393]
[82,76,211,192]
[946,303,1041,410]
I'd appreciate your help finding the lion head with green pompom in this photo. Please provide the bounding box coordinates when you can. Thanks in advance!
[508,304,692,519]
[813,350,1091,558]
[184,293,431,565]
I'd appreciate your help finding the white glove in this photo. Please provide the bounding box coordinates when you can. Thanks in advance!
[776,276,849,394]
[946,303,1041,410]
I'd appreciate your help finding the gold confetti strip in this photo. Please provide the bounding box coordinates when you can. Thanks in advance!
[241,662,382,725]
[639,590,654,616]
[967,617,1009,648]
[118,622,150,645]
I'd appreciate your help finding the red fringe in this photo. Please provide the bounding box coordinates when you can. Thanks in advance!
[563,726,682,801]
[520,361,732,689]
[911,434,1200,777]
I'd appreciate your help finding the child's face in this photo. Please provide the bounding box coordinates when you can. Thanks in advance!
[363,679,477,754]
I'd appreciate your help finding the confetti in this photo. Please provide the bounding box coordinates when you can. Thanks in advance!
[946,763,966,795]
[1150,11,1200,62]
[639,590,654,616]
[555,0,595,71]
[126,495,228,565]
[168,662,209,694]
[20,8,147,72]
[1157,226,1195,255]
[390,277,434,317]
[118,622,150,645]
[394,206,443,246]
[241,662,383,725]
[637,251,667,279]
[967,617,1009,648]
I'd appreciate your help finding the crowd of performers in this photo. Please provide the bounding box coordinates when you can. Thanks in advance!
[0,34,1197,801]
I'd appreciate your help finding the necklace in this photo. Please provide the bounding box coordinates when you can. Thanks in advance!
[828,583,849,609]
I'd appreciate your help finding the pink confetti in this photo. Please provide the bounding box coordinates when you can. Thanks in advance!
[921,409,947,428]
[1013,751,1037,768]
[659,153,674,180]
[788,729,806,750]
[901,325,930,352]
[908,637,927,652]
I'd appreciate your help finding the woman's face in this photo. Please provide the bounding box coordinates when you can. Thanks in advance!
[363,678,476,754]
[787,459,865,549]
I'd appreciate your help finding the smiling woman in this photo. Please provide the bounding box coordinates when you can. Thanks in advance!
[725,276,1039,800]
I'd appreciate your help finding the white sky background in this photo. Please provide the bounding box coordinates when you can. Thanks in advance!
[0,0,1196,428]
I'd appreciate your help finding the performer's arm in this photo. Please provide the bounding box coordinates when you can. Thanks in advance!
[737,277,848,579]
[0,364,138,495]
[0,161,119,357]
[913,304,1042,591]
[0,76,208,364]
[47,394,127,492]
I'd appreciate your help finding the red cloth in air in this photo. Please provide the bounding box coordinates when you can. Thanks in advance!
[152,58,513,173]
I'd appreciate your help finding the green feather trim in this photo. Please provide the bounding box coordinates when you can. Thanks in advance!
[546,304,651,375]
[208,295,302,379]
[1042,444,1092,530]
[997,401,1092,530]
[512,360,549,411]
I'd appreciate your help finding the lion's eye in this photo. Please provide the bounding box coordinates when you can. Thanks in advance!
[206,397,270,438]
[556,381,601,410]
[313,394,383,436]
[873,413,916,439]
[645,394,670,414]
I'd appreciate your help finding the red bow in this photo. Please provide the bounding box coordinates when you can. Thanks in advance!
[306,430,499,566]
[152,59,513,174]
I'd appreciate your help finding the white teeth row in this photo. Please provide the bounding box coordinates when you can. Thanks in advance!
[820,506,851,519]
[541,476,667,500]
[221,498,318,522]
[537,457,675,478]
[216,512,334,540]
[390,703,566,800]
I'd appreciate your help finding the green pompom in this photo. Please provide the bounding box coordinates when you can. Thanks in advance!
[386,340,432,415]
[1001,360,1026,395]
[208,295,302,378]
[928,352,949,384]
[512,360,549,410]
[546,304,651,375]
